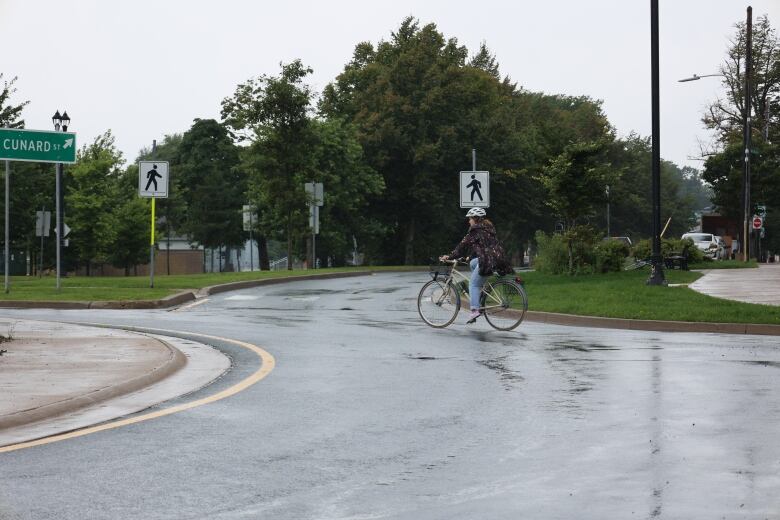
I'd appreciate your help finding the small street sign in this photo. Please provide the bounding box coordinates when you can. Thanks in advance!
[757,205,767,218]
[305,182,324,206]
[138,161,169,198]
[242,204,257,232]
[460,171,490,208]
[0,128,77,164]
[54,222,71,237]
[753,216,763,230]
[35,211,51,237]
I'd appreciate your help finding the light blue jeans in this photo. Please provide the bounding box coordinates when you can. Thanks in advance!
[469,258,488,310]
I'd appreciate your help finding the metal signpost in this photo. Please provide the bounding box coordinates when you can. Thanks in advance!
[35,209,51,277]
[305,182,324,269]
[243,204,258,271]
[0,125,76,292]
[138,158,169,288]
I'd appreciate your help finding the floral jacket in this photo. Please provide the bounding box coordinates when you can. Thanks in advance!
[449,222,513,276]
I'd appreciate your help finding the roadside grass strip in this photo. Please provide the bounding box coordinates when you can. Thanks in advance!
[522,269,780,325]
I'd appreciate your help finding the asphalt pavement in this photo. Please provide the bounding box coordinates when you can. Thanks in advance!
[1,272,779,519]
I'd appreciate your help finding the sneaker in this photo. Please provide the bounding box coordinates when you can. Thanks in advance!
[466,309,481,324]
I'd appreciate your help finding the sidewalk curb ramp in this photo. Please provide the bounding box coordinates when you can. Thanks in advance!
[0,335,187,432]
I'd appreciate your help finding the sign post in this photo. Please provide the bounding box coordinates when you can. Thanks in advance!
[138,156,169,288]
[36,209,51,277]
[304,182,323,268]
[243,204,258,271]
[4,158,9,293]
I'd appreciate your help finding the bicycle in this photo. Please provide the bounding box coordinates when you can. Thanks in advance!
[417,259,528,331]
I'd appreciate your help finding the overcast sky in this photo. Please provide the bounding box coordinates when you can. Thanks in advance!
[2,0,779,171]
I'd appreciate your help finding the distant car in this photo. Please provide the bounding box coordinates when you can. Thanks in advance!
[682,232,720,259]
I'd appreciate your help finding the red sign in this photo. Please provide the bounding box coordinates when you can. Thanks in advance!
[753,216,763,230]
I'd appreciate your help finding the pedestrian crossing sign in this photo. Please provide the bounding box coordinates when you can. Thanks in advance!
[139,161,169,198]
[460,170,489,208]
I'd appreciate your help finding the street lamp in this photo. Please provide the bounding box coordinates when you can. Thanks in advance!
[52,110,69,290]
[677,73,724,82]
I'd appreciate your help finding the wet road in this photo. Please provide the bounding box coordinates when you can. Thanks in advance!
[1,272,780,519]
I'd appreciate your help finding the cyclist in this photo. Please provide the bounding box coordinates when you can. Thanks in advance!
[439,208,513,323]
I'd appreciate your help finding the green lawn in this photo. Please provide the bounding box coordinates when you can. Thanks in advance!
[520,268,780,324]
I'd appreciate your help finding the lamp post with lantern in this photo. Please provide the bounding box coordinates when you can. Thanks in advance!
[52,110,70,290]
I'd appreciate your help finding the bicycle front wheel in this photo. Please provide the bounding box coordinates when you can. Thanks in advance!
[482,280,527,331]
[417,279,461,328]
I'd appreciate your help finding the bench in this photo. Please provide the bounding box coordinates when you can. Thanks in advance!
[664,249,689,271]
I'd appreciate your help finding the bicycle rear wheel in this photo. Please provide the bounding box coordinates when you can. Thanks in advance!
[417,279,461,328]
[482,280,527,331]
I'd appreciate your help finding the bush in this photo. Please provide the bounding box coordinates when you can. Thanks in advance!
[534,226,600,275]
[534,230,570,274]
[595,239,630,273]
[631,237,705,264]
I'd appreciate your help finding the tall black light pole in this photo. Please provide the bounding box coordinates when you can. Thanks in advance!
[743,6,752,262]
[647,0,666,285]
[52,110,70,290]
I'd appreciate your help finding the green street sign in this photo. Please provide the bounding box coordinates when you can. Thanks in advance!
[0,128,77,164]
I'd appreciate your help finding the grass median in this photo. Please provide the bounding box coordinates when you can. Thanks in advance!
[0,267,376,301]
[520,268,780,325]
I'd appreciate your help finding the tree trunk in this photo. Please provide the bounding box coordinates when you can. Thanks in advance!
[257,235,270,270]
[567,238,574,274]
[218,246,223,272]
[86,260,90,277]
[166,221,171,276]
[404,218,415,265]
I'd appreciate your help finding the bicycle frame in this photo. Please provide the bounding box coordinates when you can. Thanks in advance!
[436,260,509,311]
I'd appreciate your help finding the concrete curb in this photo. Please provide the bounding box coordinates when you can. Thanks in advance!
[523,310,780,336]
[0,334,187,431]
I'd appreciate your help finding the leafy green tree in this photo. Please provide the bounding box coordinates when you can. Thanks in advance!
[541,140,616,271]
[176,119,245,263]
[222,61,314,269]
[0,74,28,128]
[65,131,123,275]
[704,15,780,144]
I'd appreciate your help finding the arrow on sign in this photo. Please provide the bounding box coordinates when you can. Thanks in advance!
[63,138,74,149]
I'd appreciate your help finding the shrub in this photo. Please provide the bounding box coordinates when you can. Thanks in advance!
[595,239,630,273]
[534,226,600,275]
[631,237,705,263]
[534,230,570,274]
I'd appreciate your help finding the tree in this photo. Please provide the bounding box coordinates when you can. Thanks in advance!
[541,140,616,271]
[0,74,28,128]
[704,15,780,145]
[65,131,123,275]
[176,119,245,266]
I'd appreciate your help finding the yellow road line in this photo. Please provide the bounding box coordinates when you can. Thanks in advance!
[0,327,275,454]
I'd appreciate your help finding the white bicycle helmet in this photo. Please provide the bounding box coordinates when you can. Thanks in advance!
[465,207,486,218]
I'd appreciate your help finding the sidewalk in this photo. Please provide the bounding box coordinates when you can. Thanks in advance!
[0,320,229,447]
[689,263,780,306]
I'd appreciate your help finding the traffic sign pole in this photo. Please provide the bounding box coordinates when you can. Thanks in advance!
[4,158,9,293]
[55,162,62,290]
[150,197,155,288]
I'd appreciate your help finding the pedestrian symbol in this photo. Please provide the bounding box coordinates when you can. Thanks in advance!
[138,161,169,198]
[145,164,162,191]
[460,170,489,208]
[467,174,483,202]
